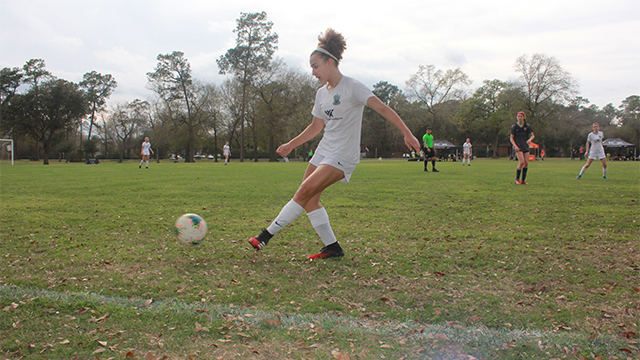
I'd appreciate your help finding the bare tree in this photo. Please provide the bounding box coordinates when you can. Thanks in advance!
[405,64,471,134]
[200,83,224,162]
[111,101,145,163]
[514,53,578,148]
[147,51,209,162]
[251,59,316,161]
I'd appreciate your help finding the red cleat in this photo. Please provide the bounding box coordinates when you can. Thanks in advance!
[520,181,529,185]
[514,179,521,185]
[248,236,265,250]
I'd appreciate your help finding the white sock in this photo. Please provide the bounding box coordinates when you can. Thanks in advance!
[603,167,607,177]
[307,207,337,246]
[146,160,149,167]
[140,160,144,166]
[267,199,304,235]
[579,165,587,176]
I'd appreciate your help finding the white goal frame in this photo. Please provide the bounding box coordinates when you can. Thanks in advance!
[0,139,14,165]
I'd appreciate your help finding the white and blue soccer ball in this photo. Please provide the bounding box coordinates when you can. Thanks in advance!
[174,213,207,245]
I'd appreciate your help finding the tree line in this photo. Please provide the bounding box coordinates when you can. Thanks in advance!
[1,12,638,165]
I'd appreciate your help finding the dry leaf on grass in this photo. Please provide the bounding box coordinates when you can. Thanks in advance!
[88,312,109,323]
[331,348,350,360]
[3,303,19,311]
[264,316,282,326]
[195,323,210,333]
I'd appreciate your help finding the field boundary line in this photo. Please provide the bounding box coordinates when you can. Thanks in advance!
[0,283,624,355]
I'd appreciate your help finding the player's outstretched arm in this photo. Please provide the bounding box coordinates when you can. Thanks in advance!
[276,117,324,158]
[367,96,420,153]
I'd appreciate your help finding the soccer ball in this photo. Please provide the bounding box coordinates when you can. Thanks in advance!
[174,213,207,245]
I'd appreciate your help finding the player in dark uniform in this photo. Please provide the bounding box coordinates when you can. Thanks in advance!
[510,112,535,185]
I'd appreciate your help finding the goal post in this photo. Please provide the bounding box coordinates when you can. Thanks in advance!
[0,139,14,165]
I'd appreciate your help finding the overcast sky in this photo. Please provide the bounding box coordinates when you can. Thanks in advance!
[1,0,638,109]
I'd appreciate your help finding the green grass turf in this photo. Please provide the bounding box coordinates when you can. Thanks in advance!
[0,158,638,359]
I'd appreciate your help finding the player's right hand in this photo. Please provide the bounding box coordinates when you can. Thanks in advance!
[276,143,293,158]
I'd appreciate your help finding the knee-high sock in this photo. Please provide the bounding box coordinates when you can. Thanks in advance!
[516,169,521,180]
[579,165,588,176]
[603,167,607,177]
[522,167,528,182]
[266,199,304,235]
[146,160,149,167]
[140,160,144,166]
[307,207,337,246]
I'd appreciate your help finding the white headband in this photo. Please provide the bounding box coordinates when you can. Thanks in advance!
[312,48,339,63]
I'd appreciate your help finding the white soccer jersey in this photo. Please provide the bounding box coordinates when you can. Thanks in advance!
[312,76,374,164]
[587,131,605,159]
[463,142,472,154]
[223,145,230,155]
[142,141,152,155]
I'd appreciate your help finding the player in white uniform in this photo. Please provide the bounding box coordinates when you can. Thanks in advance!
[462,138,472,166]
[577,123,607,179]
[248,28,421,259]
[139,137,153,169]
[223,141,230,165]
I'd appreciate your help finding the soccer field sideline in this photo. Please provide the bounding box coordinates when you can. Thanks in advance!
[0,283,623,357]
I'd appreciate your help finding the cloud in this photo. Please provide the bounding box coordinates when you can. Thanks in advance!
[1,0,638,108]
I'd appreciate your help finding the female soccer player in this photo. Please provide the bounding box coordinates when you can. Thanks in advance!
[139,137,153,169]
[576,122,607,179]
[223,141,230,165]
[510,112,535,184]
[248,28,421,259]
[462,138,472,166]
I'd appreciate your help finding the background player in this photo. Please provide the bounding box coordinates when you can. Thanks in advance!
[462,138,472,166]
[223,141,230,165]
[139,137,153,169]
[576,122,607,179]
[510,112,535,184]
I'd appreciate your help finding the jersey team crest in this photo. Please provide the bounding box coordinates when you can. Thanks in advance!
[333,94,341,105]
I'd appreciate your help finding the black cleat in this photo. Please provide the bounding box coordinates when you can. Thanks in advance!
[307,242,344,259]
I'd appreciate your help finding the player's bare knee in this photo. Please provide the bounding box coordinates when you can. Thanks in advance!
[294,183,317,204]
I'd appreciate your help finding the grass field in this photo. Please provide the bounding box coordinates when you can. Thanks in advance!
[1,158,638,360]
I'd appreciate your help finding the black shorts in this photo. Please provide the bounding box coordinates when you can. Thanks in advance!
[423,147,435,158]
